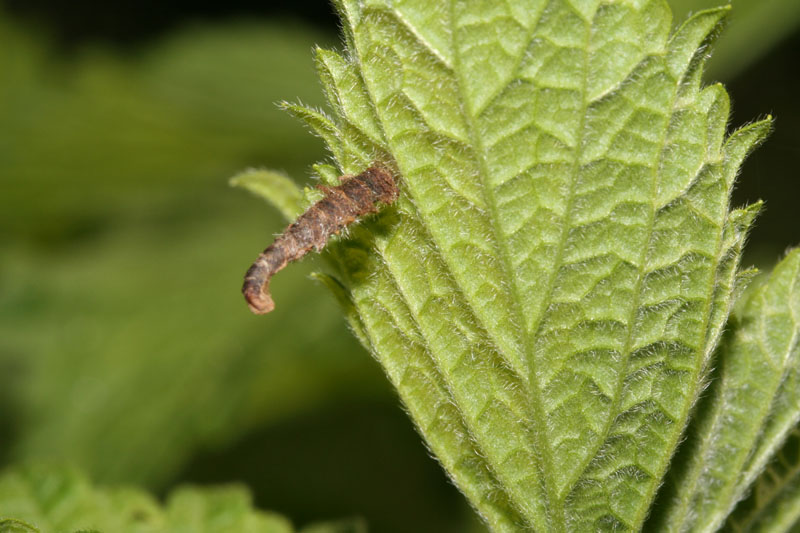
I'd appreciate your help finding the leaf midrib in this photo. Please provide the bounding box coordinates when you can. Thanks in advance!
[328,2,754,531]
[447,2,561,530]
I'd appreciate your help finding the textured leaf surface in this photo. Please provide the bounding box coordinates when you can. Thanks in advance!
[0,465,294,533]
[651,248,800,531]
[275,1,769,530]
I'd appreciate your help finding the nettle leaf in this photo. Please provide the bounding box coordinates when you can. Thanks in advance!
[0,464,354,533]
[276,1,770,531]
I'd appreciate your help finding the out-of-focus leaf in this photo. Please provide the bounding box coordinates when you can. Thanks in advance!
[0,464,295,533]
[668,0,800,80]
[0,15,334,244]
[726,427,800,532]
[0,519,39,533]
[0,13,383,489]
[0,205,377,487]
[230,169,305,221]
[299,518,367,533]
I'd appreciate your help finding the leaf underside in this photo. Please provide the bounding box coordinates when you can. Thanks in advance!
[281,0,772,531]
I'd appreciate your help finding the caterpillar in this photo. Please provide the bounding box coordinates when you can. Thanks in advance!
[242,164,398,314]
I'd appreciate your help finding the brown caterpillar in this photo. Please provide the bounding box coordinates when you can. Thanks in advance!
[242,164,398,314]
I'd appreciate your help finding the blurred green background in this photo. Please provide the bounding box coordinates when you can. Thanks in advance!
[0,1,798,532]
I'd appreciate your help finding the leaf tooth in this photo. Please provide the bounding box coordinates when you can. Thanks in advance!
[314,47,344,114]
[698,83,730,161]
[282,103,378,173]
[666,6,730,84]
[703,201,762,365]
[314,47,385,145]
[312,163,342,185]
[281,102,346,163]
[722,117,774,189]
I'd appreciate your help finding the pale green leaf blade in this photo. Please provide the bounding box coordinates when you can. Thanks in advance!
[285,1,768,530]
[652,248,800,531]
[726,427,800,532]
[0,464,295,533]
[230,169,305,221]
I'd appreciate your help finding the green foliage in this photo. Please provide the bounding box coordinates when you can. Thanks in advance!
[1,1,798,532]
[650,248,800,530]
[0,464,362,533]
[256,0,798,530]
[0,519,39,533]
[0,11,481,532]
[0,16,375,490]
[0,464,291,533]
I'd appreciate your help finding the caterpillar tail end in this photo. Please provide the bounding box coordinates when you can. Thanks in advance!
[243,279,275,314]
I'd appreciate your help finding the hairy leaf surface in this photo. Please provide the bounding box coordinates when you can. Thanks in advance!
[277,1,769,530]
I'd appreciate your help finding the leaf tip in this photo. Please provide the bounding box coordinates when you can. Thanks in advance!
[668,5,732,81]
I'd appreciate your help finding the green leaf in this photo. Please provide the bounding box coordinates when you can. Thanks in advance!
[0,464,296,533]
[230,169,305,221]
[726,427,800,532]
[282,1,771,530]
[650,248,800,531]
